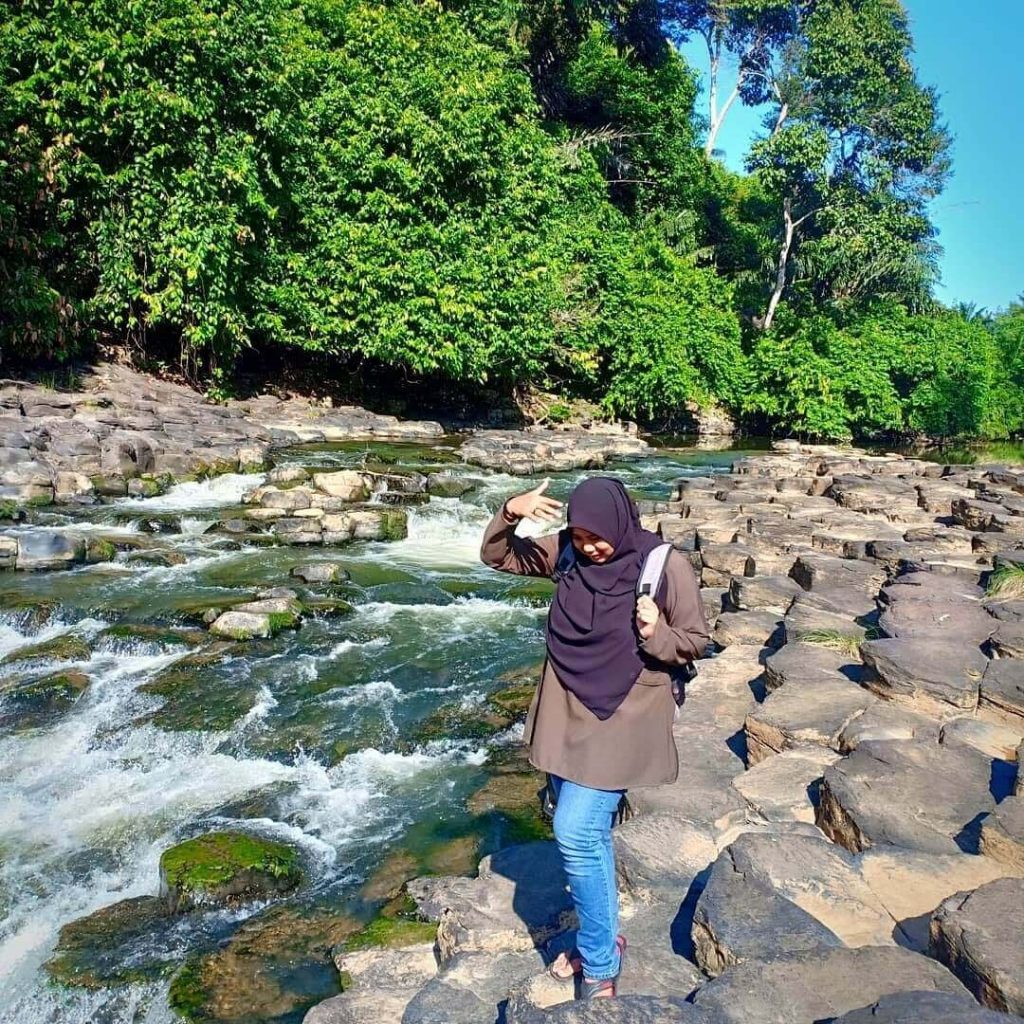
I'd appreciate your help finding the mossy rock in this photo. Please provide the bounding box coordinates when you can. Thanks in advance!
[1,633,91,668]
[16,669,90,704]
[0,500,26,522]
[378,508,408,541]
[169,904,358,1023]
[123,548,188,567]
[85,536,117,563]
[45,895,171,990]
[360,850,420,903]
[487,681,537,719]
[409,702,511,748]
[159,831,302,912]
[303,596,355,617]
[99,624,206,649]
[340,914,436,953]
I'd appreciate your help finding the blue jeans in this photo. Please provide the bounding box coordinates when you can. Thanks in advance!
[550,775,625,981]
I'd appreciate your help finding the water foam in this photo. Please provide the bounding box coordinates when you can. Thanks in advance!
[117,473,265,512]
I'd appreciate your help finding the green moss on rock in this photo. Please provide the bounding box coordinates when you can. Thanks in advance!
[159,831,302,912]
[45,895,170,990]
[85,537,117,563]
[340,915,436,953]
[1,633,91,667]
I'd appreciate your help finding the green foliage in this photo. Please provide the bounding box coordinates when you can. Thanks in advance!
[0,0,1020,443]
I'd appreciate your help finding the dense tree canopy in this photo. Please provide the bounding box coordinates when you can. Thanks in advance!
[0,0,1019,440]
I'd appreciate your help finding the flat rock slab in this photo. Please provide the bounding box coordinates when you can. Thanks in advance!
[837,703,940,752]
[980,795,1024,873]
[732,748,842,825]
[727,574,802,614]
[931,877,1024,1014]
[459,428,649,475]
[860,638,986,714]
[763,642,859,693]
[981,659,1024,724]
[712,610,783,648]
[508,996,713,1024]
[857,847,1019,952]
[408,843,573,959]
[835,990,1024,1023]
[692,841,844,976]
[941,716,1023,762]
[790,555,886,594]
[745,675,877,765]
[721,833,895,949]
[691,946,969,1024]
[817,739,999,855]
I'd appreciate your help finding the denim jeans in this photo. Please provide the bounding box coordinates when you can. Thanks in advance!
[550,775,625,981]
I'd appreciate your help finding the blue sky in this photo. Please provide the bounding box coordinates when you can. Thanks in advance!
[678,0,1024,313]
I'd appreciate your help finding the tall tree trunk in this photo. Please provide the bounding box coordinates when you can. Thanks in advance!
[763,198,816,331]
[763,197,795,331]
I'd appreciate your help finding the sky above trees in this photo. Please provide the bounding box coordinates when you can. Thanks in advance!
[680,0,1024,312]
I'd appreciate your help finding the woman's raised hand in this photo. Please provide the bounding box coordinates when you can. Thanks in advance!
[505,478,563,523]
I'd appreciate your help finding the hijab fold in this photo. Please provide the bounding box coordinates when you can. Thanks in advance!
[545,477,663,720]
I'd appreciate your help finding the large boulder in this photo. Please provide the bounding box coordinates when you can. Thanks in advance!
[692,840,846,976]
[692,946,969,1024]
[817,739,1001,855]
[930,877,1024,1014]
[859,638,987,715]
[15,530,86,570]
[744,675,877,765]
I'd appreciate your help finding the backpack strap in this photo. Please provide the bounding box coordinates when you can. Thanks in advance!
[637,543,673,603]
[553,533,576,581]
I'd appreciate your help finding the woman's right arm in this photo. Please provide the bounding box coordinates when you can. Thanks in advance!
[480,479,562,578]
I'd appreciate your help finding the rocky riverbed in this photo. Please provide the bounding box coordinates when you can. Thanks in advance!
[2,372,1023,1024]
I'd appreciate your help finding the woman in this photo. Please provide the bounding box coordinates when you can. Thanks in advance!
[480,475,709,999]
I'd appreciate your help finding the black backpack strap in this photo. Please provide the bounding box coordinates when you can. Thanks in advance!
[553,532,575,581]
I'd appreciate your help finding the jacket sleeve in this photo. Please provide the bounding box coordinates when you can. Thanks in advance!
[480,507,560,578]
[639,549,710,665]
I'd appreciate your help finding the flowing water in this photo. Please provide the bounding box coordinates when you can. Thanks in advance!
[0,438,835,1021]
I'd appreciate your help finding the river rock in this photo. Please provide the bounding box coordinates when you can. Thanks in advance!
[979,796,1024,873]
[835,991,1023,1023]
[0,535,17,568]
[209,610,275,640]
[291,562,350,584]
[159,831,302,912]
[859,638,987,715]
[930,877,1024,1013]
[509,995,711,1023]
[426,472,474,498]
[837,703,940,751]
[692,946,969,1024]
[941,716,1022,761]
[816,739,1000,855]
[311,470,372,501]
[45,895,170,989]
[15,530,86,570]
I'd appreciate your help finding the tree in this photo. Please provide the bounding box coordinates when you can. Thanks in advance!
[746,0,950,329]
[662,0,802,156]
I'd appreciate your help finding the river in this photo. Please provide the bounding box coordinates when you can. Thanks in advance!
[0,434,1019,1023]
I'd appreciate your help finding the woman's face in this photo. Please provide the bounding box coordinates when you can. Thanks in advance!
[570,527,615,564]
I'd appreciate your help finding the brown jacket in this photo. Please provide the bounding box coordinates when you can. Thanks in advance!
[480,510,710,790]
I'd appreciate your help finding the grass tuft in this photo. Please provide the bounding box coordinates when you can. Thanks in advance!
[797,627,879,657]
[987,563,1024,601]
